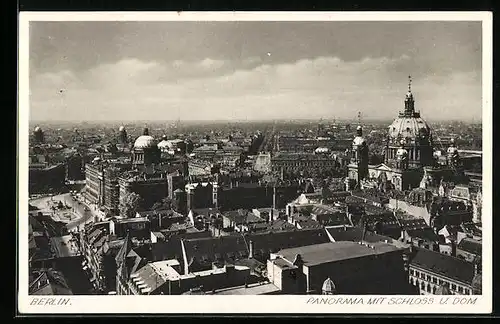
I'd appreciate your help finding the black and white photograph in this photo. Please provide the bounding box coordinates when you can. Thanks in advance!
[17,12,492,314]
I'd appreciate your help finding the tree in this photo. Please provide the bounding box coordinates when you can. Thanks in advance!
[151,197,172,211]
[119,192,143,218]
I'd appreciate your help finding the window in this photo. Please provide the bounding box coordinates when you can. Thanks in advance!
[426,275,431,281]
[410,270,414,276]
[458,286,463,294]
[433,286,437,294]
[464,289,470,295]
[415,270,419,277]
[433,277,438,284]
[420,273,425,279]
[439,279,443,285]
[451,284,457,291]
[426,284,431,293]
[421,282,425,290]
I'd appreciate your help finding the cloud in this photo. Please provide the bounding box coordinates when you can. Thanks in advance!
[29,55,482,122]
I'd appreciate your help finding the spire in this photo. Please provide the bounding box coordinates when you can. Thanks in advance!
[404,75,415,116]
[143,126,149,136]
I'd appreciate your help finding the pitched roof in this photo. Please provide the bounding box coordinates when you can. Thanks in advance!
[457,238,482,255]
[29,270,73,295]
[150,239,184,262]
[182,235,249,268]
[410,247,475,285]
[115,232,133,267]
[130,263,167,294]
[406,228,440,243]
[399,219,429,231]
[246,228,330,257]
[325,226,408,247]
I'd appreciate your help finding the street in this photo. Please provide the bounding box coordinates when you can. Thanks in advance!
[30,192,104,232]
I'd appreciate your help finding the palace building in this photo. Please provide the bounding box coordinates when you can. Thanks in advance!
[348,76,465,192]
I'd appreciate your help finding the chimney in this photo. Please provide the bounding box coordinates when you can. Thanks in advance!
[248,240,254,259]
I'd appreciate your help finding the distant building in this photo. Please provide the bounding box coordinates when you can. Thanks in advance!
[32,126,45,144]
[132,127,161,169]
[118,172,168,212]
[271,152,340,178]
[29,163,66,194]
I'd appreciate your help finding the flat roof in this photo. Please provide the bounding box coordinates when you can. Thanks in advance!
[277,241,401,266]
[209,282,281,295]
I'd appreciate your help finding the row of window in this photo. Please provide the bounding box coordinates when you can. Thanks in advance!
[410,269,470,294]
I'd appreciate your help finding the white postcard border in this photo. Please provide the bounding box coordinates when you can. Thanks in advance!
[17,11,493,314]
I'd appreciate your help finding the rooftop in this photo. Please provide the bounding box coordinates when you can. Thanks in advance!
[49,235,80,258]
[277,241,401,267]
[410,247,476,285]
[457,238,482,255]
[207,282,281,295]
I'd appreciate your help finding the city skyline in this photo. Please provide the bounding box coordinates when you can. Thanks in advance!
[29,21,482,122]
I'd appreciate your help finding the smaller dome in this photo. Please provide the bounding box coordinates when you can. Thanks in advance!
[396,148,408,157]
[119,126,125,132]
[34,126,42,132]
[447,146,458,155]
[322,277,336,294]
[353,136,366,146]
[157,140,170,149]
[315,147,330,154]
[406,91,413,98]
[356,125,362,131]
[134,135,156,149]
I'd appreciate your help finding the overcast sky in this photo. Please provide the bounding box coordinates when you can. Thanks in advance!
[29,21,482,122]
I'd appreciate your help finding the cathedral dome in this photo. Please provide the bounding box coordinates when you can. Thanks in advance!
[134,127,156,149]
[119,125,125,132]
[388,117,431,143]
[134,135,156,149]
[387,76,431,144]
[322,277,336,294]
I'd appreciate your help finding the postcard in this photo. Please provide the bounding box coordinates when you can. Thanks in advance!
[18,11,492,314]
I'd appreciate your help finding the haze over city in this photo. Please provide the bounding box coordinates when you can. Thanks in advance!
[29,21,482,122]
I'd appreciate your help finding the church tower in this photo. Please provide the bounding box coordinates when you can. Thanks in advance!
[347,125,369,186]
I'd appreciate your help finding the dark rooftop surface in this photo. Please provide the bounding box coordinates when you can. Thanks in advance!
[410,247,475,284]
[278,241,401,266]
[49,235,80,258]
[457,238,482,255]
